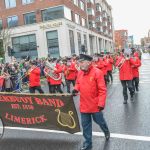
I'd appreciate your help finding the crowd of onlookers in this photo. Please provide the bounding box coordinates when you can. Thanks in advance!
[0,58,46,92]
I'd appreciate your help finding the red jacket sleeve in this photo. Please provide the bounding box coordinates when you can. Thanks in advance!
[129,57,136,65]
[74,71,81,91]
[95,70,107,108]
[134,58,141,67]
[54,66,62,74]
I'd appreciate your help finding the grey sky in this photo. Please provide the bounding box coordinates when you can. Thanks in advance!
[107,0,150,44]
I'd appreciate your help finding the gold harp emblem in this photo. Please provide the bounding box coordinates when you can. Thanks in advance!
[55,109,76,129]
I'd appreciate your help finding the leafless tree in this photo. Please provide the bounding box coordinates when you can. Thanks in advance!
[0,28,12,57]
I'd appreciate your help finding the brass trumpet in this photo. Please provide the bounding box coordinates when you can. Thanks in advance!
[15,65,39,84]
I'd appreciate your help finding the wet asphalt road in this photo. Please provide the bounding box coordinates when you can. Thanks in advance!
[0,53,150,150]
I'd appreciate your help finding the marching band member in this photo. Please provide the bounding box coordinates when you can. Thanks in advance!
[72,54,110,150]
[115,53,136,104]
[97,54,105,72]
[0,75,5,92]
[28,61,44,94]
[132,52,141,92]
[107,53,114,83]
[46,58,63,93]
[71,55,79,80]
[63,57,77,93]
[100,54,108,85]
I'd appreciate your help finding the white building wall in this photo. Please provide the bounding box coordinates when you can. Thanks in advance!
[59,22,70,56]
[5,18,114,62]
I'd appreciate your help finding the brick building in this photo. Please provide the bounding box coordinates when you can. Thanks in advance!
[0,0,114,61]
[115,29,128,51]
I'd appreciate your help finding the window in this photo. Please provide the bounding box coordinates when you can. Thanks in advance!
[83,34,87,53]
[89,35,94,54]
[96,17,100,22]
[22,0,34,5]
[99,38,102,51]
[69,30,75,54]
[75,14,80,24]
[100,16,102,22]
[71,11,74,21]
[96,16,102,22]
[80,1,85,11]
[12,34,38,59]
[77,32,81,53]
[46,31,60,58]
[0,20,3,30]
[103,12,107,18]
[42,6,64,21]
[82,18,86,27]
[89,21,96,28]
[7,16,18,28]
[24,12,36,25]
[87,0,94,4]
[42,6,72,21]
[73,0,79,6]
[5,0,16,8]
[87,8,95,16]
[96,4,102,11]
[64,6,72,21]
[97,26,103,32]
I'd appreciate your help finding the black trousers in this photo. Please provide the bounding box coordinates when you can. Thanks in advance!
[132,77,139,91]
[66,80,75,93]
[107,70,113,82]
[5,88,12,92]
[29,86,44,94]
[48,82,52,93]
[104,75,108,85]
[51,84,63,93]
[121,80,134,101]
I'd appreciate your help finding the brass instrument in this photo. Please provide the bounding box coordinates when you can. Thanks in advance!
[44,61,62,81]
[15,65,39,84]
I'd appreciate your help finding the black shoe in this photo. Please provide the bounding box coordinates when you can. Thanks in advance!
[105,132,110,141]
[136,87,139,91]
[130,95,134,101]
[80,145,92,150]
[123,100,127,104]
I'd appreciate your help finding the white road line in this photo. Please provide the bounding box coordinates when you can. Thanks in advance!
[112,82,150,85]
[140,73,150,75]
[1,127,150,142]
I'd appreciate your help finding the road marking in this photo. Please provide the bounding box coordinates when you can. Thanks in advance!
[112,82,150,85]
[2,126,150,142]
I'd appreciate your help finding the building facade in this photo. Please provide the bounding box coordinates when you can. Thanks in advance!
[141,30,150,48]
[128,35,134,48]
[115,30,128,51]
[0,0,114,61]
